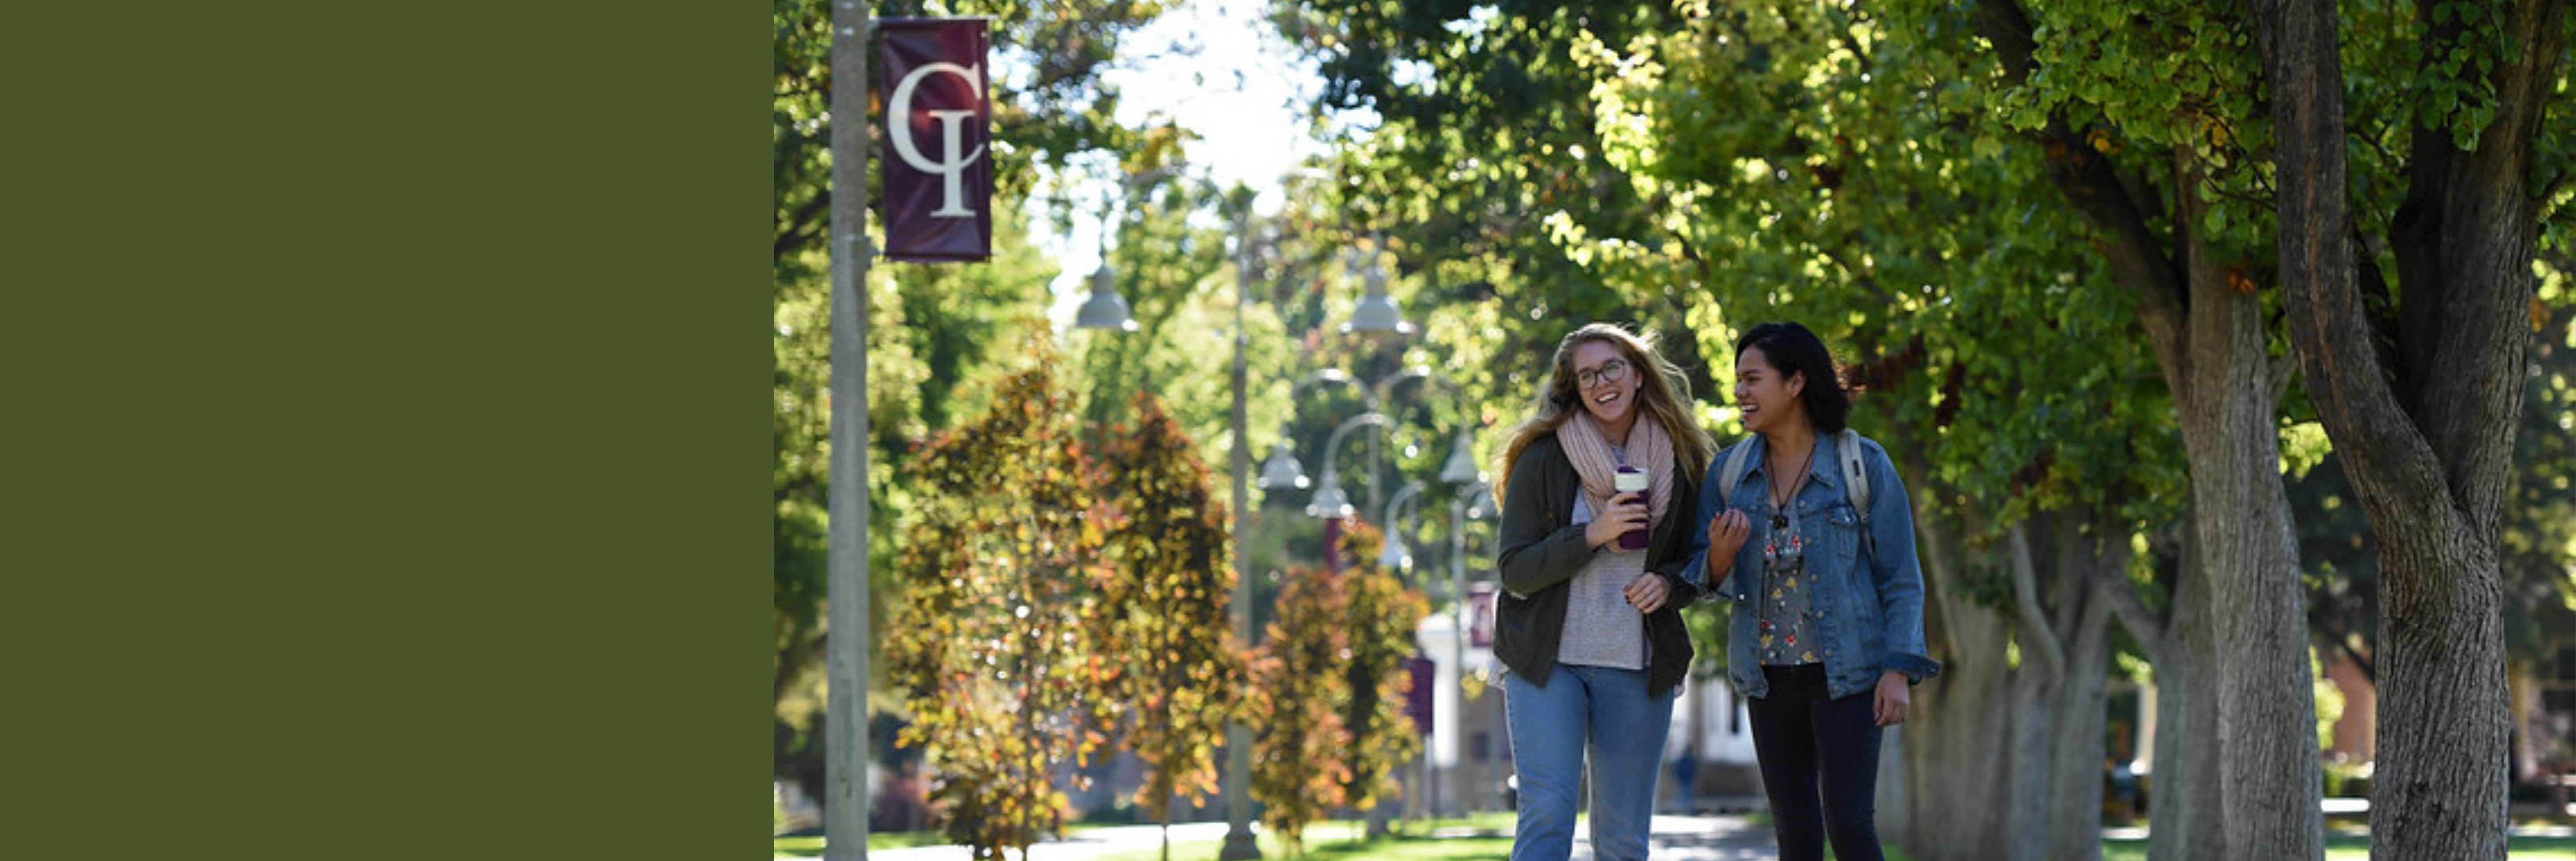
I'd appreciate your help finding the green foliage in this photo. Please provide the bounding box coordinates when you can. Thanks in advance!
[1270,0,1725,444]
[885,344,1120,860]
[2506,267,2576,651]
[1075,172,1240,437]
[1091,391,1247,826]
[1570,0,2189,561]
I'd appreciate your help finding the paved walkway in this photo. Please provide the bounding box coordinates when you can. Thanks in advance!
[859,821,1236,861]
[1595,814,1782,860]
[806,815,2576,861]
[841,815,1783,861]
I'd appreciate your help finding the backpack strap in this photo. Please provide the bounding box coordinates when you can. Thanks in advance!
[1839,428,1870,525]
[1839,428,1882,578]
[1718,436,1757,504]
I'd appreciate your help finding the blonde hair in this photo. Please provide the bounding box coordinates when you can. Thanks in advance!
[1495,323,1716,503]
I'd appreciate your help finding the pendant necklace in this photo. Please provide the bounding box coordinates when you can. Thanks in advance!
[1762,442,1816,566]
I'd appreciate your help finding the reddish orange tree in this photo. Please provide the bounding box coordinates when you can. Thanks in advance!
[1248,562,1352,858]
[1331,522,1429,829]
[1091,392,1244,854]
[885,362,1118,860]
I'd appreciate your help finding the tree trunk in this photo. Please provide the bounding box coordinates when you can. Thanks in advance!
[2002,653,2056,861]
[2043,516,2119,861]
[2148,516,2226,861]
[2174,151,2326,861]
[2001,520,2065,861]
[1996,514,2122,861]
[2250,0,2565,856]
[1896,505,2124,861]
[1896,495,2013,861]
[1971,3,2327,856]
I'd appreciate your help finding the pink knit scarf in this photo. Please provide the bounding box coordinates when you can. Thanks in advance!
[1557,410,1675,531]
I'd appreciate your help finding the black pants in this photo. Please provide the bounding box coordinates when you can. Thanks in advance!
[1748,663,1885,861]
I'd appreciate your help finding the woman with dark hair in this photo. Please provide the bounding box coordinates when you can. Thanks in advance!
[1685,321,1939,861]
[1492,322,1716,861]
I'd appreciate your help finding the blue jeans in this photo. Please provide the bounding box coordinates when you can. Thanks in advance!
[1505,664,1673,861]
[1747,663,1885,861]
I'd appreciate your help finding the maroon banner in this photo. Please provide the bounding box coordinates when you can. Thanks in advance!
[878,18,991,262]
[1405,655,1435,734]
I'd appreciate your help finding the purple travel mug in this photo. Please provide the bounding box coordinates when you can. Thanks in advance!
[1614,466,1650,550]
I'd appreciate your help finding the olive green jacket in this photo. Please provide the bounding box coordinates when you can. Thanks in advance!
[1492,433,1705,698]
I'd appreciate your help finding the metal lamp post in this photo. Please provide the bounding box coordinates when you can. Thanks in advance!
[1073,262,1138,331]
[1447,479,1495,815]
[1378,480,1427,574]
[1220,197,1284,861]
[1308,412,1394,573]
[1433,430,1484,817]
[1377,478,1435,822]
[1341,244,1414,336]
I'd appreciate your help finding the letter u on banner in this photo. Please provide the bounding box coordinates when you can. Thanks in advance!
[878,17,991,262]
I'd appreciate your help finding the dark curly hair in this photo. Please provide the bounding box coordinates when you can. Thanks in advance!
[1734,322,1851,434]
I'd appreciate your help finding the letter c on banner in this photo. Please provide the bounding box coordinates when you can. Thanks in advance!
[886,61,986,219]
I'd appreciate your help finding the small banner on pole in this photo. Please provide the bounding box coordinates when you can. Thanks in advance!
[1466,582,1497,648]
[878,17,992,262]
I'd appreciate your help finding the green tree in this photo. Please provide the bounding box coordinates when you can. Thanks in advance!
[1268,0,1719,455]
[2506,262,2576,672]
[1283,4,2205,859]
[1092,391,1245,857]
[2248,0,2568,856]
[884,349,1120,860]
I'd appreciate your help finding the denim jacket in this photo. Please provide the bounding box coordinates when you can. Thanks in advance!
[1682,431,1942,700]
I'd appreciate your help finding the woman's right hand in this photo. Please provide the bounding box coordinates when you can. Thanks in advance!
[1705,507,1752,573]
[1586,491,1649,552]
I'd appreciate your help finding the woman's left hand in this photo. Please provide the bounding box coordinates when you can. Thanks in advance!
[1622,574,1668,613]
[1872,671,1910,726]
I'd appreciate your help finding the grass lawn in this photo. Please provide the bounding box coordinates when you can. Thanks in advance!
[771,829,954,857]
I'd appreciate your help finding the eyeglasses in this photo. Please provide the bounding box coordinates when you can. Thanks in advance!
[1576,359,1631,389]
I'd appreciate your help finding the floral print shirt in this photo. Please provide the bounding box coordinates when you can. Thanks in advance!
[1756,505,1822,666]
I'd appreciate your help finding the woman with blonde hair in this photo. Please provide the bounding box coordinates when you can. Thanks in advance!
[1492,322,1716,861]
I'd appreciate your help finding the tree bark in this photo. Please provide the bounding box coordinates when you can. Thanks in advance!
[1899,507,2122,861]
[1970,4,2329,856]
[2148,511,2227,861]
[1897,494,2014,861]
[2175,150,2327,861]
[2002,521,2063,861]
[2045,516,2119,861]
[2249,0,2567,858]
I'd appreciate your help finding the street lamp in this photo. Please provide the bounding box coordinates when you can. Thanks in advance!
[1341,250,1414,336]
[1447,479,1495,815]
[1307,412,1394,571]
[1376,477,1434,825]
[1073,261,1138,331]
[1438,428,1481,485]
[1062,161,1254,851]
[1221,188,1268,861]
[1259,425,1309,491]
[1378,480,1427,573]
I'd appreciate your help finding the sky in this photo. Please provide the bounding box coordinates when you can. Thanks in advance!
[1035,0,1331,317]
